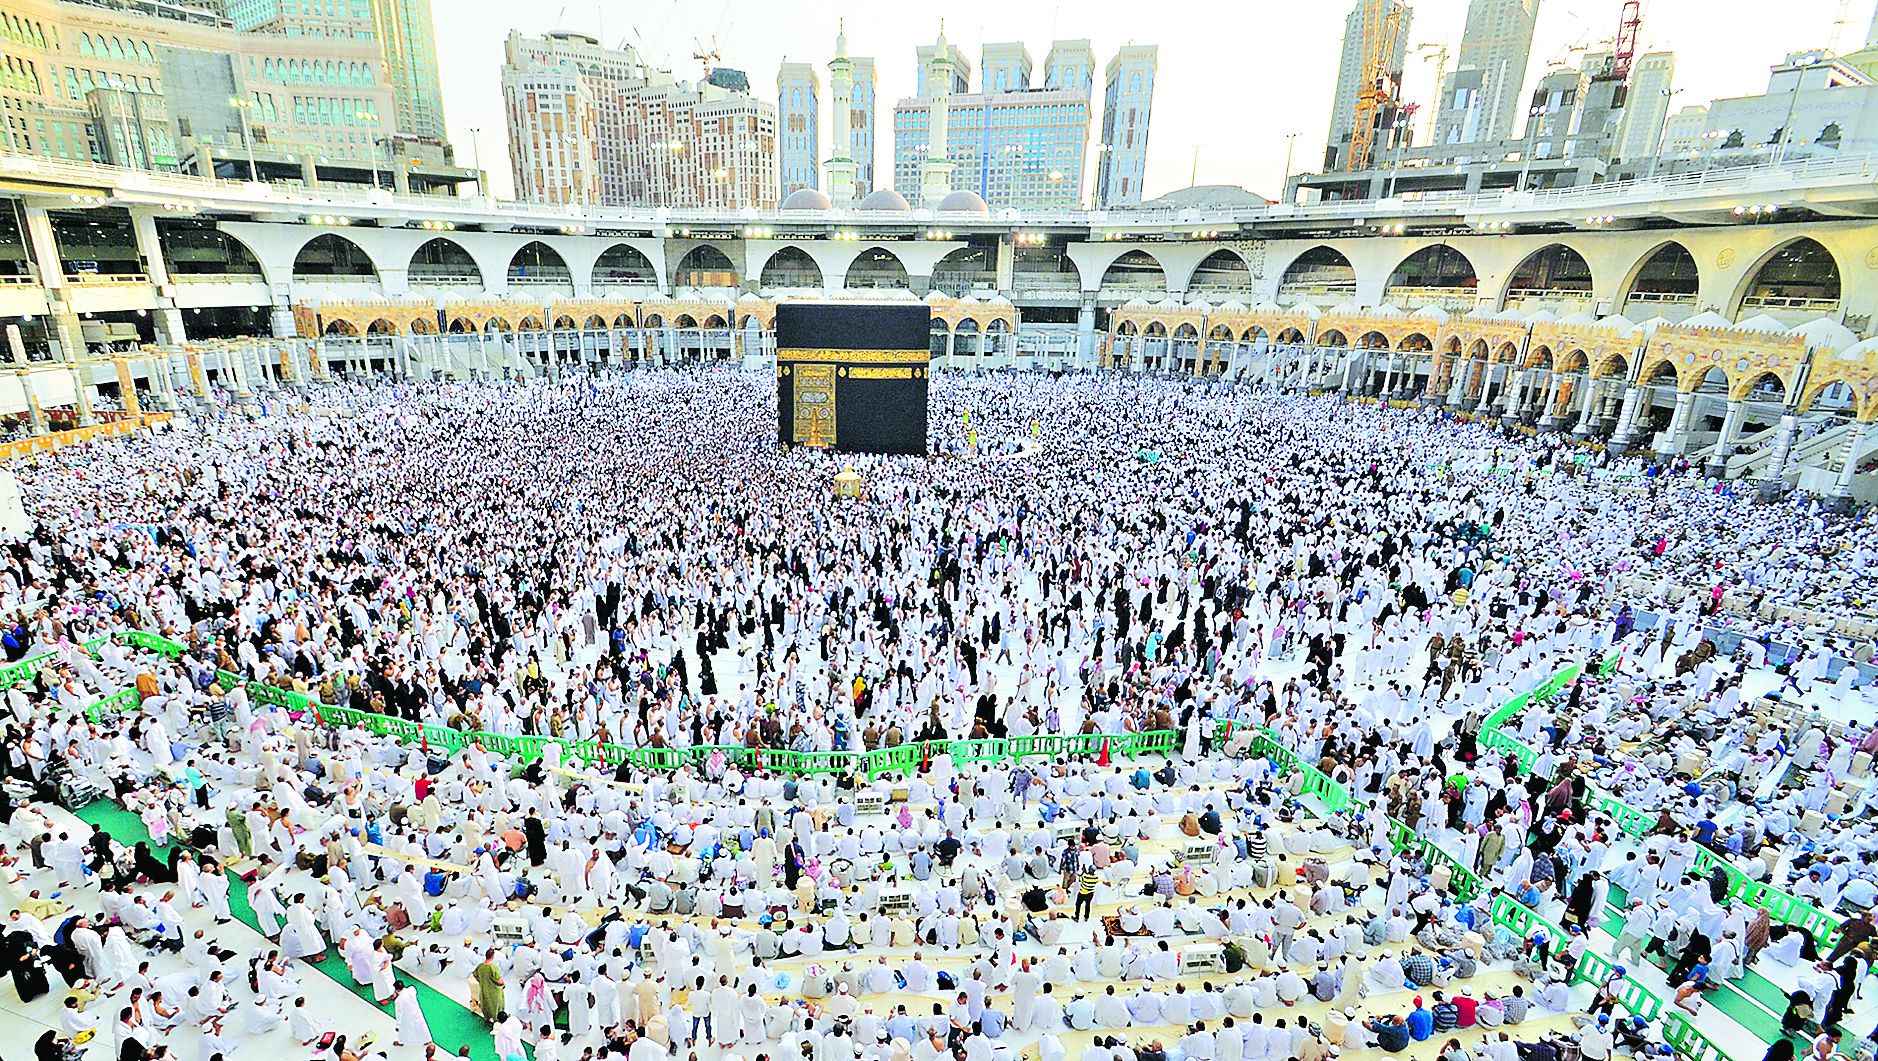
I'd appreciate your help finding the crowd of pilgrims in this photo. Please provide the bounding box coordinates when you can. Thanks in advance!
[0,368,1872,1061]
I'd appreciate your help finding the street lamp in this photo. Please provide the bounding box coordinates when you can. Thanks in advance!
[354,111,381,189]
[228,96,258,180]
[1280,132,1299,203]
[1773,55,1820,165]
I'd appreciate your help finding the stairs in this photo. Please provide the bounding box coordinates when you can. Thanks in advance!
[1726,419,1878,481]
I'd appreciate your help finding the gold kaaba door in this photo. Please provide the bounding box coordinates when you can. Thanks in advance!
[793,364,837,447]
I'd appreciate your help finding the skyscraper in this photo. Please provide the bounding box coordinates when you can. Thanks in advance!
[1043,41,1095,94]
[501,30,777,208]
[371,0,449,142]
[1324,0,1412,170]
[1614,52,1676,162]
[892,31,1096,209]
[850,57,877,194]
[224,0,446,146]
[981,43,1032,93]
[778,62,820,195]
[1428,0,1541,147]
[1096,45,1157,207]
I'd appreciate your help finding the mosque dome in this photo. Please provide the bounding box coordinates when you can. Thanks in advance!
[780,187,834,211]
[935,189,990,214]
[857,189,912,212]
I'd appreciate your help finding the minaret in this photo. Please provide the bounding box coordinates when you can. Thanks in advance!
[919,24,956,208]
[825,21,858,205]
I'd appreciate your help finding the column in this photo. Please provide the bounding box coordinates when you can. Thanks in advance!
[129,212,188,346]
[15,367,45,435]
[22,206,84,362]
[1538,372,1564,428]
[1706,399,1746,475]
[1573,378,1602,437]
[1075,302,1096,369]
[270,288,298,338]
[113,359,141,417]
[1475,365,1501,414]
[1380,356,1397,397]
[1765,413,1798,481]
[1611,385,1644,449]
[1830,419,1870,499]
[995,240,1015,292]
[1662,390,1695,455]
[1446,363,1467,406]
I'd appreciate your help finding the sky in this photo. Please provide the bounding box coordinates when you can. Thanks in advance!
[432,0,1876,202]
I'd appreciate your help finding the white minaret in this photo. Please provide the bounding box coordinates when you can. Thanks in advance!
[919,24,956,208]
[825,21,859,204]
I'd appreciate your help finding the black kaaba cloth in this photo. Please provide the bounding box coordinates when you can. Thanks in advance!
[774,302,931,455]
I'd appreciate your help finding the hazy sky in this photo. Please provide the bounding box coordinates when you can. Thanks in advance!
[433,0,1874,202]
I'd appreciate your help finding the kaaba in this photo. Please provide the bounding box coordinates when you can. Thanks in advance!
[775,302,930,455]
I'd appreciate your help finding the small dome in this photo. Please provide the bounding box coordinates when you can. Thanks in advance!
[1123,297,1151,309]
[1371,304,1406,318]
[781,187,834,211]
[857,189,912,212]
[736,292,762,303]
[1680,310,1734,330]
[1557,311,1599,327]
[1788,316,1857,351]
[925,290,950,304]
[1411,305,1450,323]
[1733,313,1787,334]
[986,294,1012,307]
[1218,300,1249,313]
[935,189,990,214]
[1186,300,1213,315]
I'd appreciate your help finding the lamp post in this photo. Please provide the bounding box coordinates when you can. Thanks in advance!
[1280,132,1299,203]
[228,97,258,180]
[468,127,485,193]
[354,111,381,189]
[1773,56,1820,164]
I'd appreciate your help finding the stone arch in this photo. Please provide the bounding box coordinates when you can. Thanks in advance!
[294,233,378,281]
[760,245,824,289]
[1277,245,1356,304]
[552,314,578,329]
[582,314,609,330]
[931,245,995,296]
[1503,244,1593,306]
[674,244,738,288]
[614,312,635,328]
[1385,245,1477,305]
[702,313,727,328]
[1558,349,1589,373]
[508,241,572,286]
[1618,240,1699,312]
[1398,332,1433,352]
[1319,329,1348,347]
[1526,345,1554,370]
[1731,237,1843,316]
[517,315,545,332]
[408,237,482,286]
[1356,331,1389,349]
[1733,369,1790,403]
[1101,249,1167,291]
[447,316,474,333]
[365,318,399,335]
[1184,248,1254,294]
[1798,376,1860,415]
[593,243,659,286]
[845,245,911,289]
[323,318,359,336]
[483,317,512,333]
[1591,351,1629,380]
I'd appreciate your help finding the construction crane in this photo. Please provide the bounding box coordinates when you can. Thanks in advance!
[1345,0,1409,172]
[692,36,721,80]
[1611,0,1642,81]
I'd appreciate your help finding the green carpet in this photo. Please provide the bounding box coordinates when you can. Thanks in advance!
[74,800,502,1061]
